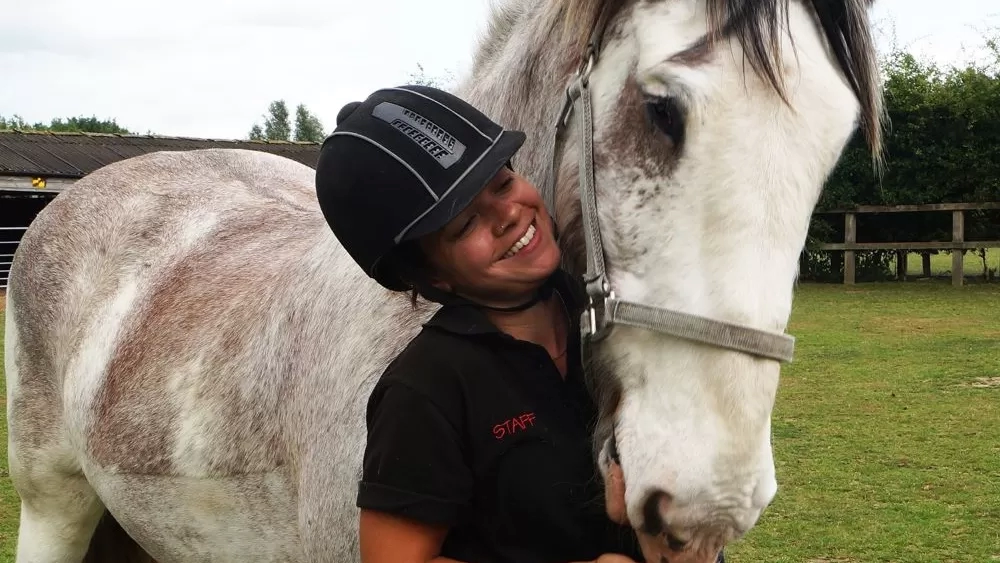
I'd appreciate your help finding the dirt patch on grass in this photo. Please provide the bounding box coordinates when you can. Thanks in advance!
[0,290,5,313]
[866,316,1000,336]
[960,377,1000,389]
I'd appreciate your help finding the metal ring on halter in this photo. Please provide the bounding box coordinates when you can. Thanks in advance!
[579,52,596,86]
[584,289,616,341]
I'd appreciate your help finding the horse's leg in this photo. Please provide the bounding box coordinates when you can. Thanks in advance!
[11,463,105,563]
[6,301,104,563]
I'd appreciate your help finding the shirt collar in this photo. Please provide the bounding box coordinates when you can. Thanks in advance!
[423,269,585,337]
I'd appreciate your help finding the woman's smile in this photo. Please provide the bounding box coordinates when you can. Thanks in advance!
[501,219,539,260]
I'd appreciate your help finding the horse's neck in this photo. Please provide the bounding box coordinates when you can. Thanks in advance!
[457,0,596,273]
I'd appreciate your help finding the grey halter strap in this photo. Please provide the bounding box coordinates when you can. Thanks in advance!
[544,23,795,364]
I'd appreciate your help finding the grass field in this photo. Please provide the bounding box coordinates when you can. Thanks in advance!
[1,283,998,562]
[728,282,1000,563]
[901,249,1000,279]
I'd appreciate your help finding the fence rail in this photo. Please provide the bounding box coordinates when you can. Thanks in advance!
[0,226,26,290]
[813,203,1000,286]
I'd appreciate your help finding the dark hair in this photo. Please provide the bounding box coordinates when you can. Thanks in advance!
[380,240,435,308]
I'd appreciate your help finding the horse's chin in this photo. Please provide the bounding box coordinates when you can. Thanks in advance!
[599,439,731,563]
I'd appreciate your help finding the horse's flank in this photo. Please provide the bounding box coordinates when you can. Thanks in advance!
[6,148,433,560]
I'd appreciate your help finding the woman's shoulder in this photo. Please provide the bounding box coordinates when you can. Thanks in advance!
[368,324,485,419]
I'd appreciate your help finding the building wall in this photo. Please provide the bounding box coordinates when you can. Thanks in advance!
[1,187,58,289]
[0,175,77,193]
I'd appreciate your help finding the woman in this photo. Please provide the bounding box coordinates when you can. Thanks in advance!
[315,85,651,563]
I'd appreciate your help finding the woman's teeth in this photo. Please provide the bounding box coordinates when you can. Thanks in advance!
[503,223,536,259]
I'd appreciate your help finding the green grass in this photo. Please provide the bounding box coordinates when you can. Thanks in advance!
[1,304,16,561]
[1,285,999,562]
[901,248,1000,278]
[727,282,1000,563]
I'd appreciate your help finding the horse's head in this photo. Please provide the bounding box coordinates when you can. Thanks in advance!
[462,0,883,557]
[559,0,884,556]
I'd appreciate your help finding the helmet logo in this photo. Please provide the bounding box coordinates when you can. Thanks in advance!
[372,102,466,169]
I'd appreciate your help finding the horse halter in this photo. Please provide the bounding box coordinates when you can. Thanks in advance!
[545,13,796,363]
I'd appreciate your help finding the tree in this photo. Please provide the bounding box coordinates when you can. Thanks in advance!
[800,30,1000,281]
[406,63,455,89]
[248,100,326,142]
[263,100,292,141]
[0,115,31,130]
[293,104,325,142]
[0,114,131,134]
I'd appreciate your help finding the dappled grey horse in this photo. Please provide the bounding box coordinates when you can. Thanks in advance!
[5,0,884,561]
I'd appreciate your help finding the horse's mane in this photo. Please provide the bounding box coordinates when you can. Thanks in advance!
[475,0,884,161]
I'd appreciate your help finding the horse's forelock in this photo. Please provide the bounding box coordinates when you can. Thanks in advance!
[476,0,884,165]
[699,0,885,161]
[562,0,632,53]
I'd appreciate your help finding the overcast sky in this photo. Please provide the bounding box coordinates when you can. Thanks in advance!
[1,0,995,140]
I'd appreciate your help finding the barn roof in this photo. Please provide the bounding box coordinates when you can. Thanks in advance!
[0,130,321,178]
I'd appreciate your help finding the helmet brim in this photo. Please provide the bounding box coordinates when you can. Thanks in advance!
[396,129,526,244]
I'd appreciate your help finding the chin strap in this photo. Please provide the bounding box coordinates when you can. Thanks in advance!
[417,276,556,313]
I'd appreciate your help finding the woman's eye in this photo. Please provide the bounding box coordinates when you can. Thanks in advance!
[456,216,476,237]
[645,97,684,143]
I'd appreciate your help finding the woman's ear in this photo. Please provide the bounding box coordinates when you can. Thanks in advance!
[426,274,453,294]
[416,237,454,294]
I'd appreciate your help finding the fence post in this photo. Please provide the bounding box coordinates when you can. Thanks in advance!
[952,210,964,287]
[844,212,856,285]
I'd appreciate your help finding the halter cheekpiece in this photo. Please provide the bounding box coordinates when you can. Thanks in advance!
[545,8,796,364]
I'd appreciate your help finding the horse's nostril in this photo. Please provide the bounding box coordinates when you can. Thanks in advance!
[641,489,671,536]
[665,531,687,551]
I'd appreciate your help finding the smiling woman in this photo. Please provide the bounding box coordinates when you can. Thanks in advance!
[315,85,651,563]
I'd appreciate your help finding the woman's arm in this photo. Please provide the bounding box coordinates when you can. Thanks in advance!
[359,509,464,563]
[360,509,638,563]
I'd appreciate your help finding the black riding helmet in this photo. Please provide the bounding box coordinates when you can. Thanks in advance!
[315,85,526,294]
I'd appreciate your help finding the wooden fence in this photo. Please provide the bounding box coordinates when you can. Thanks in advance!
[814,202,1000,286]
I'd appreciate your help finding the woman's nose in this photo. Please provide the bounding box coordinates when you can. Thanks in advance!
[491,202,519,237]
[493,216,517,237]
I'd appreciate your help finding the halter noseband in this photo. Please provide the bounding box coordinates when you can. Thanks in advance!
[546,11,795,364]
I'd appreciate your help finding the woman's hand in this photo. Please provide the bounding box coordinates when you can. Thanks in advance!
[571,555,639,563]
[602,463,724,563]
[604,460,629,525]
[603,461,670,563]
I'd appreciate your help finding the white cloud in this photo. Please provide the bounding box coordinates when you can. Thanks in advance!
[1,0,995,140]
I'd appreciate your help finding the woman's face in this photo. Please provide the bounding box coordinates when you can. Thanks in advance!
[418,167,561,307]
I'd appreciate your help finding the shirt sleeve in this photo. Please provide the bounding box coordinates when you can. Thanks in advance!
[357,380,473,527]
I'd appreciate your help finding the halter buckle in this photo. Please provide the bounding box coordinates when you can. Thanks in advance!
[582,276,614,341]
[577,51,596,87]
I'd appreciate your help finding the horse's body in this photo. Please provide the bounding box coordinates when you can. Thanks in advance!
[6,149,422,561]
[6,1,883,562]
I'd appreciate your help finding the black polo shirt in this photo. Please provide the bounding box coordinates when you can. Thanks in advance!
[357,271,643,562]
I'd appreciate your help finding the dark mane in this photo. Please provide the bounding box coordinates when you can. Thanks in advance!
[713,0,884,160]
[558,0,885,160]
[804,0,886,162]
[702,0,884,161]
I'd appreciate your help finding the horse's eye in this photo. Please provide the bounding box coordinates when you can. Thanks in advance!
[645,97,684,144]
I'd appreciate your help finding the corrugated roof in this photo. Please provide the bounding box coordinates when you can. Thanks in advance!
[0,130,321,177]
